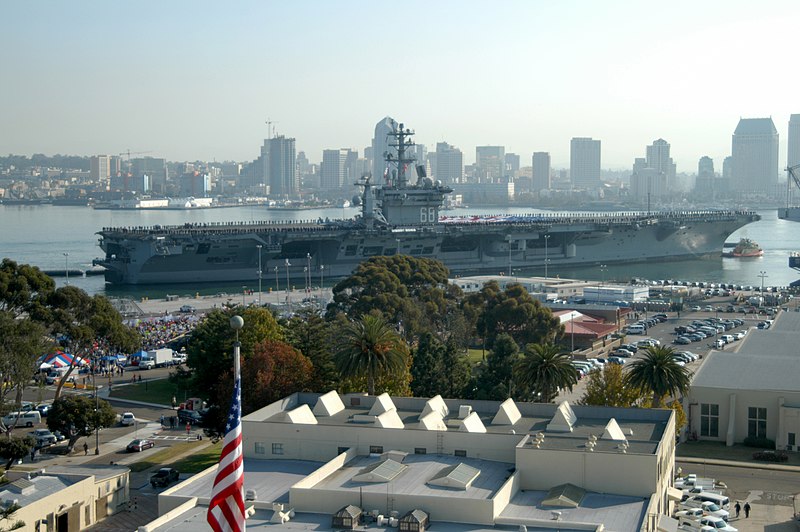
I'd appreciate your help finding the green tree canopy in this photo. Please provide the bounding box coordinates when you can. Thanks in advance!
[472,333,520,400]
[514,343,578,403]
[0,259,54,314]
[410,332,471,398]
[464,281,563,349]
[185,306,283,407]
[334,313,409,395]
[0,435,35,471]
[624,346,692,408]
[327,255,462,340]
[241,339,314,414]
[579,363,645,407]
[30,286,140,399]
[47,395,117,452]
[0,312,52,416]
[282,308,338,392]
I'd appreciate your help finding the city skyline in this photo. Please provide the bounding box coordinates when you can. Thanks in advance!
[2,1,799,170]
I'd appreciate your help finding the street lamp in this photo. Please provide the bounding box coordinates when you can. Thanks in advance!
[242,286,247,307]
[598,264,608,303]
[306,253,312,294]
[758,270,768,294]
[63,252,69,285]
[274,266,279,294]
[320,265,324,297]
[544,235,550,280]
[396,238,401,255]
[507,237,513,277]
[285,259,291,309]
[256,245,263,306]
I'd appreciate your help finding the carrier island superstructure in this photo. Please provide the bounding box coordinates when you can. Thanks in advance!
[94,123,760,285]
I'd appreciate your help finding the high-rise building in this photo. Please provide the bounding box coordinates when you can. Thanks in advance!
[261,136,297,197]
[435,142,463,184]
[723,156,733,180]
[532,152,551,192]
[131,157,168,194]
[731,117,779,193]
[569,138,601,189]
[505,153,520,177]
[645,139,677,185]
[179,172,210,197]
[476,146,505,181]
[90,155,111,187]
[698,156,715,178]
[372,117,396,180]
[789,114,800,170]
[321,149,350,190]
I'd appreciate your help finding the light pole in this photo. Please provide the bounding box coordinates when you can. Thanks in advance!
[320,265,324,297]
[303,267,308,294]
[93,359,99,455]
[598,264,608,303]
[285,259,291,308]
[396,238,401,255]
[274,266,279,294]
[758,271,768,294]
[242,286,247,307]
[63,252,69,285]
[508,237,513,277]
[256,245,262,306]
[544,235,550,280]
[306,253,312,294]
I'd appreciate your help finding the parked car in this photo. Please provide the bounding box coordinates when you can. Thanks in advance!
[608,356,626,364]
[36,403,51,416]
[699,516,736,532]
[674,336,693,345]
[619,343,639,353]
[150,467,180,488]
[126,439,155,452]
[30,428,57,447]
[52,430,66,441]
[179,305,196,313]
[120,412,136,426]
[611,349,634,358]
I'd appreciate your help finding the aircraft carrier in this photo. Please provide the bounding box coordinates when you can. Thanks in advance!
[94,123,760,285]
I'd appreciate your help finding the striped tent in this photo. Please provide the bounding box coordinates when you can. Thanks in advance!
[41,351,87,368]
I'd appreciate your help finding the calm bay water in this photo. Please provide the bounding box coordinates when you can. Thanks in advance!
[1,204,798,297]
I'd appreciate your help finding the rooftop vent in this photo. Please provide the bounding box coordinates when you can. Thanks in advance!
[547,401,577,433]
[458,405,473,419]
[458,412,487,433]
[542,483,586,508]
[601,418,627,442]
[427,463,481,490]
[352,459,407,483]
[368,393,396,416]
[283,404,318,425]
[418,411,447,431]
[420,395,448,419]
[375,410,404,429]
[313,390,345,417]
[492,398,522,425]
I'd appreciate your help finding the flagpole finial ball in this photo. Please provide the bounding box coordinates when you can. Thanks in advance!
[230,315,244,330]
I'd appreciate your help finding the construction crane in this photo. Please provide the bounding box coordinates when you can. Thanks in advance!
[118,150,152,161]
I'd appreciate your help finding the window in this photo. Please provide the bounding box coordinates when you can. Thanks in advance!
[272,443,284,455]
[414,447,427,455]
[789,433,796,447]
[454,449,467,457]
[254,442,266,455]
[700,403,719,437]
[350,397,361,406]
[369,445,383,454]
[748,407,767,439]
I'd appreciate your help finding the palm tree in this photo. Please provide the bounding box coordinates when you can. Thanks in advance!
[334,314,408,395]
[514,343,578,403]
[624,345,692,407]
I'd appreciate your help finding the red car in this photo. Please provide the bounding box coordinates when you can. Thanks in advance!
[126,439,155,452]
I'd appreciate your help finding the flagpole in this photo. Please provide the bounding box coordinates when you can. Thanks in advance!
[231,315,243,375]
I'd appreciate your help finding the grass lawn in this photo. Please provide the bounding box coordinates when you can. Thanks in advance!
[677,440,800,466]
[467,348,486,366]
[167,442,221,474]
[128,441,203,472]
[109,378,178,406]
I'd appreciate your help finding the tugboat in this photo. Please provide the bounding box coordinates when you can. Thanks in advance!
[722,238,763,258]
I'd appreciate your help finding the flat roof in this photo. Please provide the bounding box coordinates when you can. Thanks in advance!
[691,312,800,393]
[312,454,513,501]
[169,459,323,503]
[0,475,74,507]
[148,506,599,532]
[499,490,648,531]
[250,395,669,455]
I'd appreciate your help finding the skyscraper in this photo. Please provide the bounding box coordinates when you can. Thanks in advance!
[263,135,297,196]
[789,114,800,171]
[475,146,505,181]
[646,139,677,185]
[132,157,168,194]
[435,142,463,184]
[731,118,779,193]
[532,152,551,192]
[504,153,520,177]
[372,116,396,180]
[698,156,715,178]
[90,155,111,189]
[569,138,601,189]
[321,149,350,190]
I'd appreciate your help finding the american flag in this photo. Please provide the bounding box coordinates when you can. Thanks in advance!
[207,376,245,532]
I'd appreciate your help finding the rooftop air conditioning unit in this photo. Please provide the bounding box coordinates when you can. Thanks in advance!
[246,489,257,501]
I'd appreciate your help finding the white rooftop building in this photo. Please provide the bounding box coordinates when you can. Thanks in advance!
[144,395,678,532]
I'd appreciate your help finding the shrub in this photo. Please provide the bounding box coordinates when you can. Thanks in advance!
[752,450,788,462]
[743,436,775,449]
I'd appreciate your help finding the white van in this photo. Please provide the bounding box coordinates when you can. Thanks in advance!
[2,411,42,427]
[691,492,730,510]
[625,324,645,334]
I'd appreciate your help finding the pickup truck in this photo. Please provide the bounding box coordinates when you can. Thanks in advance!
[150,467,180,488]
[675,474,715,490]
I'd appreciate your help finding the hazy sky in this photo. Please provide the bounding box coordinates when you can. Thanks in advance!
[2,0,798,170]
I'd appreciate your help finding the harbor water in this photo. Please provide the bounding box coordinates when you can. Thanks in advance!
[1,204,799,297]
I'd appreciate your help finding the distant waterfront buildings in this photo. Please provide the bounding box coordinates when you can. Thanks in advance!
[434,142,463,184]
[372,116,396,181]
[531,152,551,192]
[731,117,779,194]
[89,155,112,189]
[694,156,726,197]
[320,149,352,190]
[569,137,601,189]
[131,157,168,194]
[645,139,677,187]
[629,139,675,203]
[504,152,520,177]
[262,135,297,197]
[179,172,210,197]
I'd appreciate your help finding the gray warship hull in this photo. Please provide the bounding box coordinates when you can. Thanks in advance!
[94,210,760,285]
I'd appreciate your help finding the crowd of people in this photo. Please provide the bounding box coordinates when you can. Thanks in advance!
[130,315,199,351]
